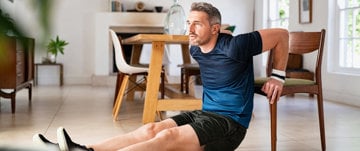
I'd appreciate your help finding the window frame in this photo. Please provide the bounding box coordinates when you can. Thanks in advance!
[267,0,289,29]
[263,0,289,67]
[331,0,360,75]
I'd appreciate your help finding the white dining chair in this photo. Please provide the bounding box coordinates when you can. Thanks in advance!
[109,29,164,121]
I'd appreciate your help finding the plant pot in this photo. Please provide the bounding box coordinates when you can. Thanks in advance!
[49,54,56,63]
[42,53,57,64]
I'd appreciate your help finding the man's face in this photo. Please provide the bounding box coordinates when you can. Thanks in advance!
[187,11,213,46]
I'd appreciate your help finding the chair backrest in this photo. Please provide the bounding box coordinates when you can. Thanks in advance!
[286,54,303,70]
[109,29,132,72]
[266,29,326,83]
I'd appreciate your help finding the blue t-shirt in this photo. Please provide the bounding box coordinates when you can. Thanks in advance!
[190,32,262,128]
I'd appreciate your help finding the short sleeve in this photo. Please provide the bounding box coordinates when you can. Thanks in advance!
[227,31,262,62]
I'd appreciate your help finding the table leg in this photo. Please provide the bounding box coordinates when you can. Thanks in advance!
[142,41,165,124]
[181,44,191,64]
[59,64,63,86]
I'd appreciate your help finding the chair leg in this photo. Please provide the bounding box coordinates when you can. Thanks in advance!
[185,73,190,94]
[114,73,125,106]
[113,75,129,121]
[156,111,164,121]
[317,93,326,151]
[11,91,16,114]
[180,68,185,93]
[270,102,277,151]
[127,75,137,101]
[161,71,165,99]
[28,83,32,101]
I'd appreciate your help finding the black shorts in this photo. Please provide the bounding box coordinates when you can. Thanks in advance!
[171,110,247,151]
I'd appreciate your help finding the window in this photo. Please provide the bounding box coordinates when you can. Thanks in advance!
[268,0,289,28]
[338,0,360,69]
[263,0,289,67]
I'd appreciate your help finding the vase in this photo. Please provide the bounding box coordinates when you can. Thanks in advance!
[164,0,186,35]
[46,53,56,64]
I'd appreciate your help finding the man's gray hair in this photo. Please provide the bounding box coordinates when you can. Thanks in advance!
[190,2,221,25]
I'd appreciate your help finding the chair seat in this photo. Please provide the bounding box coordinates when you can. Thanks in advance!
[254,77,316,86]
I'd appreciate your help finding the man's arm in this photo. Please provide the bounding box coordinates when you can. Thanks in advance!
[258,28,289,104]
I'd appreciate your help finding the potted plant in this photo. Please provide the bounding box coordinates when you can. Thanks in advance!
[44,35,68,63]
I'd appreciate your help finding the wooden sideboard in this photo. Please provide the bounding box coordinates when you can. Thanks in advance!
[0,36,34,113]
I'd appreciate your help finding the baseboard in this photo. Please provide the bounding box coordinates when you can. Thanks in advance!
[323,89,360,107]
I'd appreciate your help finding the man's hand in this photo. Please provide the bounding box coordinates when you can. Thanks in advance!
[261,78,284,104]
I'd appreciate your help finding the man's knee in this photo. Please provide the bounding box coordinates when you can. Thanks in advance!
[154,128,203,151]
[155,128,180,140]
[137,120,178,140]
[138,123,158,139]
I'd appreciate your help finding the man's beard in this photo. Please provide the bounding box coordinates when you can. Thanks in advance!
[189,33,211,46]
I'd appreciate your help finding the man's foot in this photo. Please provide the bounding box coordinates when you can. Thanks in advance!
[32,133,60,151]
[57,127,94,151]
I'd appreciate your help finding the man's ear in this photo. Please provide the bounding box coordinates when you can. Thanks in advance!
[212,24,221,34]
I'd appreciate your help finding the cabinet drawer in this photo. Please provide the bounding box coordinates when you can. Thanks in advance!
[16,51,25,84]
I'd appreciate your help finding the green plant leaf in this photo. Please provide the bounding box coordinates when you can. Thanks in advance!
[47,35,68,56]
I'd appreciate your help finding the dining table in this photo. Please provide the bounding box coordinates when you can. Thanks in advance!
[122,34,202,124]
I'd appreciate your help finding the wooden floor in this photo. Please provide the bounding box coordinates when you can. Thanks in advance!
[0,85,360,151]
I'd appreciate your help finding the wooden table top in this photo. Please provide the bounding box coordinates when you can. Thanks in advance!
[122,34,189,44]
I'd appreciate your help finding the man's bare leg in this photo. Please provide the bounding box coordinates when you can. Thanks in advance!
[119,124,202,151]
[88,119,178,151]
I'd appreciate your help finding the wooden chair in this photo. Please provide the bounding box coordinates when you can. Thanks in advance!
[110,30,164,121]
[254,29,326,151]
[178,63,200,94]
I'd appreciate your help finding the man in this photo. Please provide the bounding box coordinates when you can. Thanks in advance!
[33,2,288,151]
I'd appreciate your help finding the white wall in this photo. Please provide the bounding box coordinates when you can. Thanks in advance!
[1,0,108,85]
